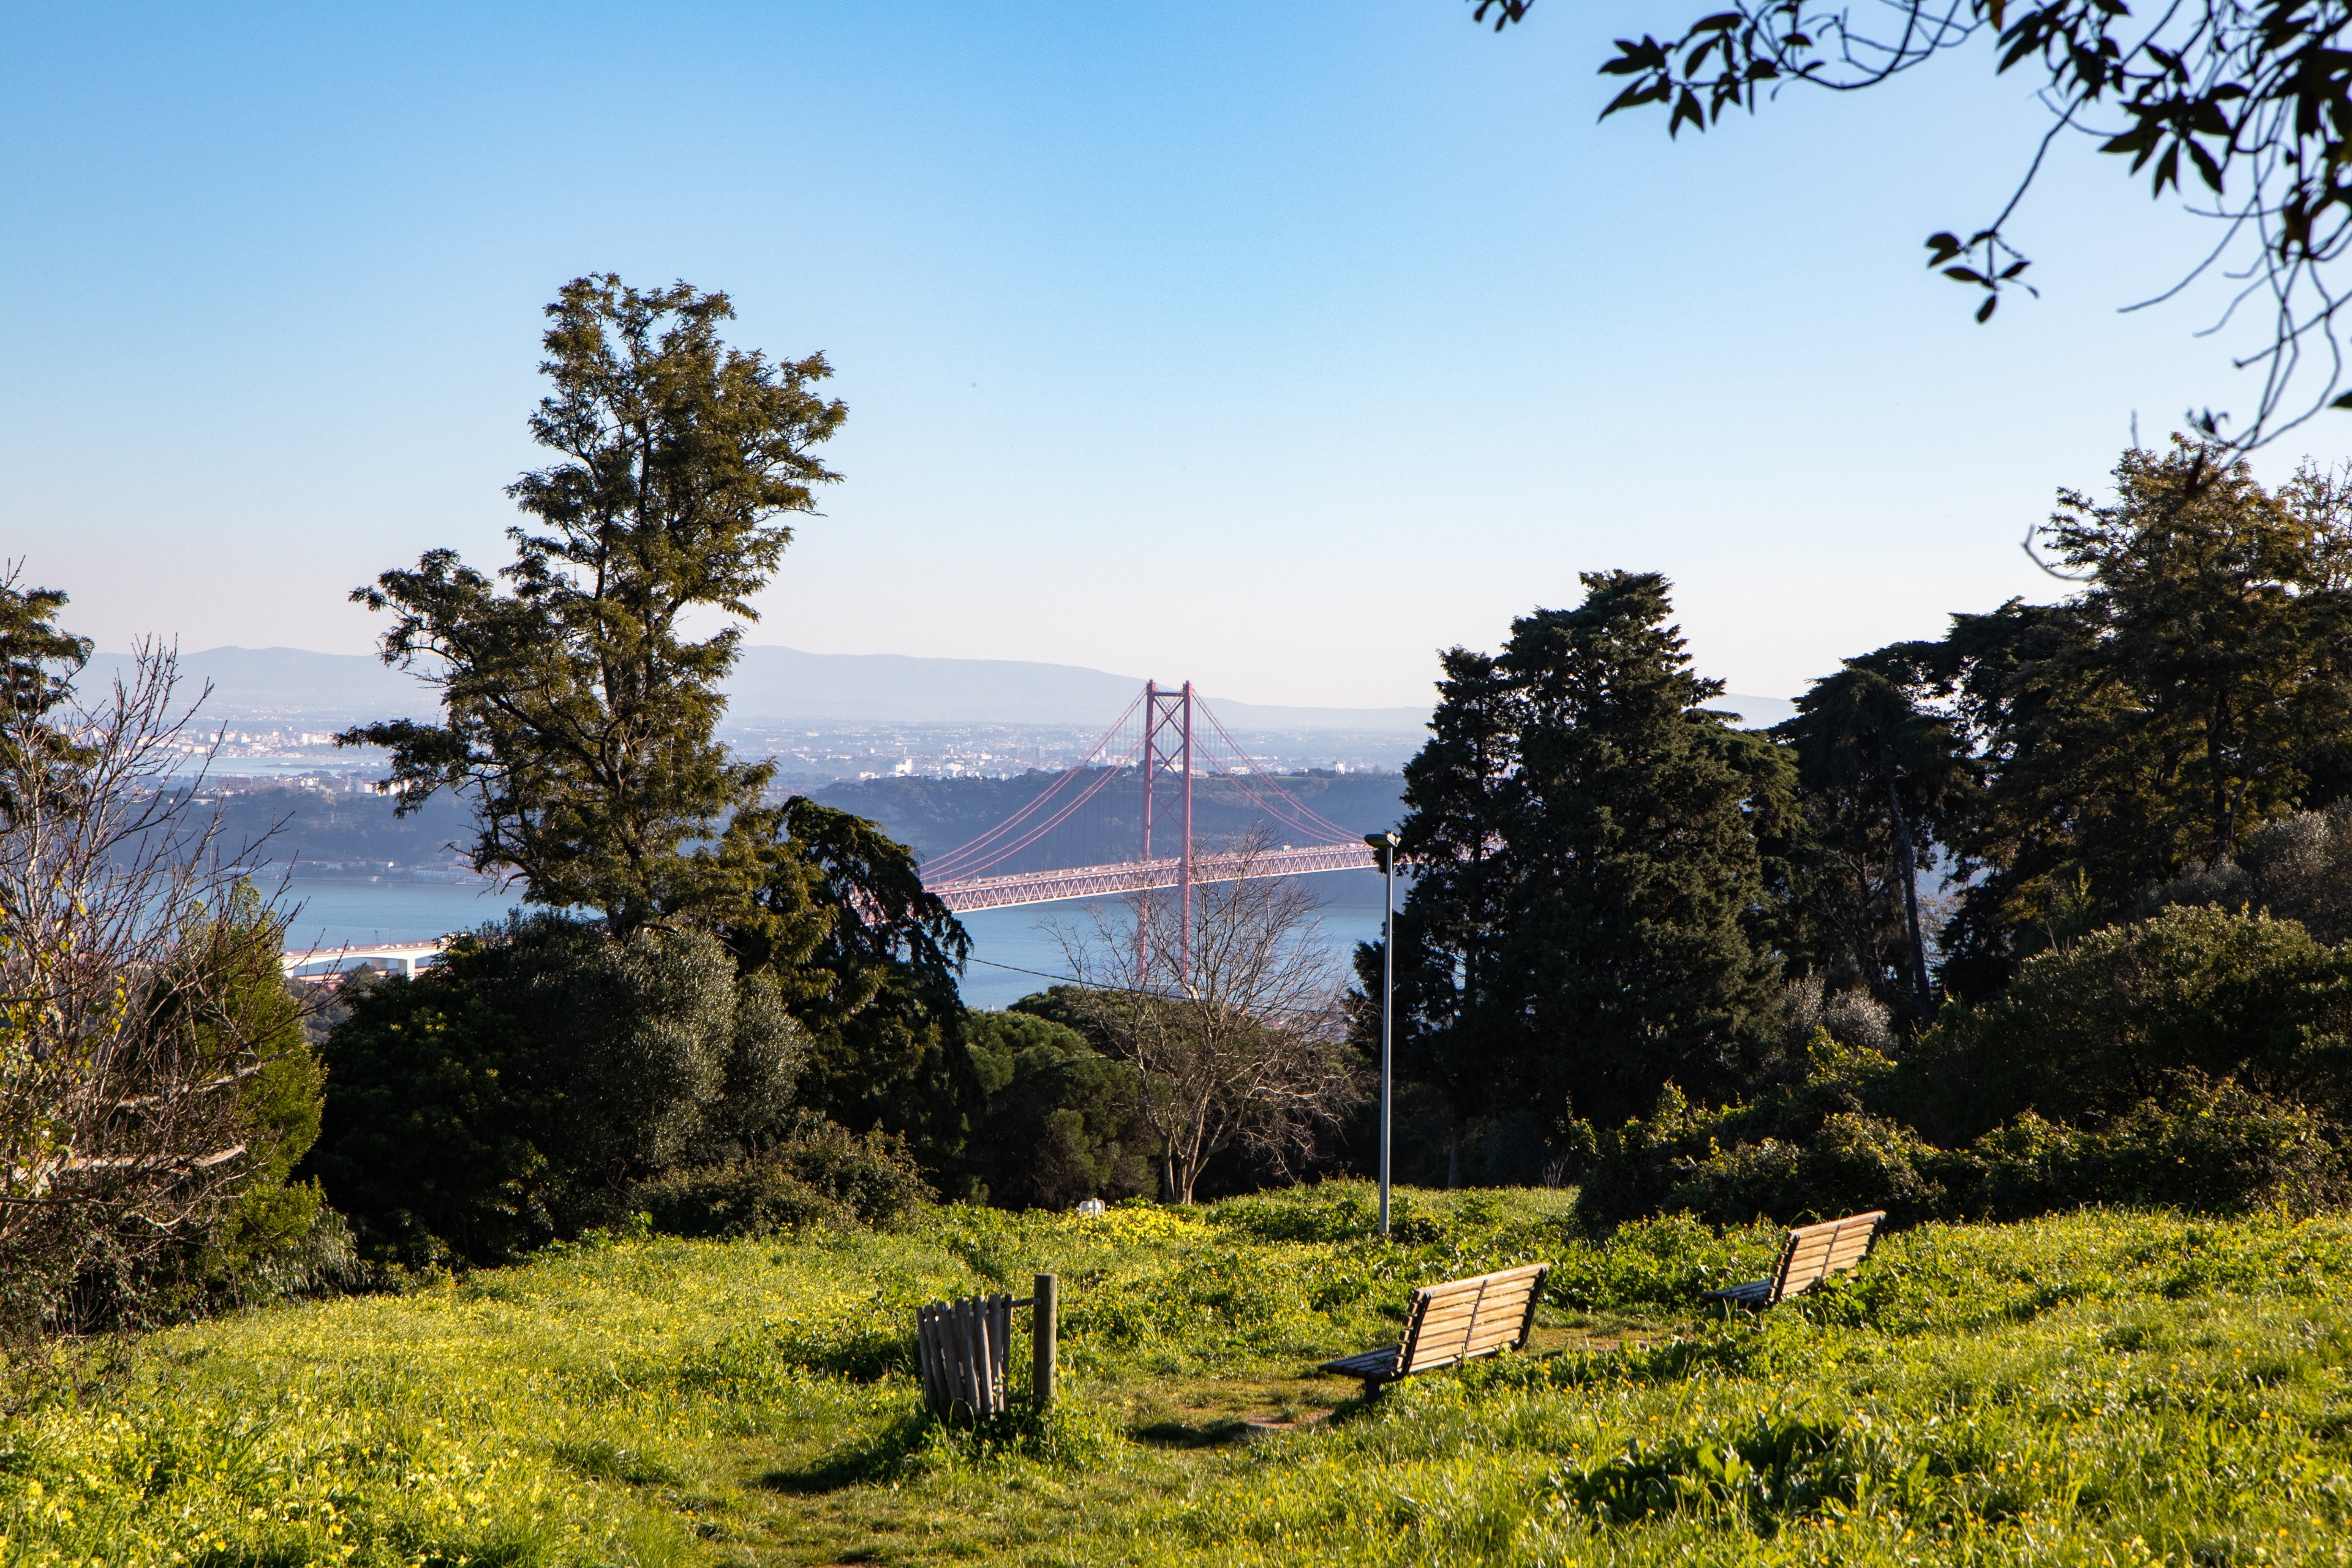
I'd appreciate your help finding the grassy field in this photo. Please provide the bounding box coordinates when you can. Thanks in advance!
[6,1186,2352,1566]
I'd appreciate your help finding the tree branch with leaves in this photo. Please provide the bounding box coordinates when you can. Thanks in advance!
[1474,0,2352,443]
[344,276,846,938]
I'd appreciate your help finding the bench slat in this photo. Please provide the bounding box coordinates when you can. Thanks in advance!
[1718,1212,1885,1308]
[1410,1296,1540,1343]
[1321,1262,1550,1387]
[1412,1291,1541,1333]
[1704,1278,1774,1303]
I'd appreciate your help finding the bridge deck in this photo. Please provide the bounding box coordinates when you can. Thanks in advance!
[927,843,1378,912]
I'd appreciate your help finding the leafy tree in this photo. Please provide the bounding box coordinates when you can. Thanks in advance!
[1921,439,2352,988]
[1774,652,1977,1019]
[304,914,806,1265]
[2045,442,2352,862]
[1494,571,1792,1126]
[1473,0,2352,441]
[2146,798,2352,941]
[344,275,847,938]
[726,797,977,1180]
[964,1009,1153,1208]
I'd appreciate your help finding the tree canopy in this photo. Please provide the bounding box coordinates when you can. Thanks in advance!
[344,275,847,938]
[1379,571,1790,1136]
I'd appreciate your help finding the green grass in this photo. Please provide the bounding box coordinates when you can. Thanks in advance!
[7,1186,2352,1564]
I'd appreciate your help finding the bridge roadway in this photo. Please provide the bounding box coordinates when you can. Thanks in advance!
[927,843,1379,913]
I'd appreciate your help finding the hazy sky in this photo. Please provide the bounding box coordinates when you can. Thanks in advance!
[6,1,2341,709]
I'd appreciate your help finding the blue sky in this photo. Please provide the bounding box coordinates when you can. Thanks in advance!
[4,1,2334,708]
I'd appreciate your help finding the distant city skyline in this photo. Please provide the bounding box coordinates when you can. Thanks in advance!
[9,2,2343,708]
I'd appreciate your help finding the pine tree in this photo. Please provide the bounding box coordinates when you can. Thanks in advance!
[345,276,847,938]
[1368,649,1521,1182]
[1490,571,1785,1126]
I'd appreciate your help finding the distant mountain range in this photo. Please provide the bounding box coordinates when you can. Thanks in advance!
[78,644,1797,731]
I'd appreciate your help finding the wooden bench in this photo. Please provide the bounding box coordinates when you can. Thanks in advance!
[1318,1262,1550,1393]
[1704,1210,1887,1306]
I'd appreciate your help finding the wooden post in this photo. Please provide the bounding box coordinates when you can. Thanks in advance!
[1031,1273,1058,1411]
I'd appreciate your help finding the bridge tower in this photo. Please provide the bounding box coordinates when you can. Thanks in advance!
[1137,680,1194,981]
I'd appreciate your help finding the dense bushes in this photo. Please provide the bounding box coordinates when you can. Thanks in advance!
[305,919,1174,1268]
[1574,908,2352,1231]
[303,914,810,1265]
[42,890,347,1332]
[633,1117,932,1237]
[1912,905,2352,1139]
[1585,1068,2346,1230]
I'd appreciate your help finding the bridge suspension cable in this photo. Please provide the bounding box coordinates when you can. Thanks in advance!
[915,688,1146,883]
[919,680,1381,915]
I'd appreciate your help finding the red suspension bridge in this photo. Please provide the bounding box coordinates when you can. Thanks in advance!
[918,681,1379,916]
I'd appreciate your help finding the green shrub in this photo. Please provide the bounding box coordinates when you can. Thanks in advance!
[303,914,808,1265]
[635,1161,854,1237]
[58,886,341,1330]
[1915,905,2352,1139]
[963,1009,1153,1208]
[1664,1111,1965,1228]
[2065,1071,2348,1214]
[1575,1020,2350,1229]
[636,1117,932,1238]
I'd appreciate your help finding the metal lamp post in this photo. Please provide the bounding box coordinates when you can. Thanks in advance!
[1366,830,1398,1236]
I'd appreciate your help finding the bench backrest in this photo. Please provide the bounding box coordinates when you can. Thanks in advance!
[1394,1262,1550,1378]
[1767,1211,1886,1303]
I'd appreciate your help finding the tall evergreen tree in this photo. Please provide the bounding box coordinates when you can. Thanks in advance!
[728,797,975,1171]
[1497,571,1788,1125]
[344,276,848,939]
[1774,652,1976,1020]
[0,572,94,832]
[1365,649,1520,1180]
[1379,573,1789,1136]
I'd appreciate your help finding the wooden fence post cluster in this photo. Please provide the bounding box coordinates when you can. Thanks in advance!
[917,1294,1013,1417]
[914,1273,1058,1419]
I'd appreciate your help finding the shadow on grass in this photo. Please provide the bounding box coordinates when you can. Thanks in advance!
[758,1413,931,1494]
[1133,1418,1253,1449]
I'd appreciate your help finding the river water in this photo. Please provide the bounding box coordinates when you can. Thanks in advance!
[280,869,1393,1009]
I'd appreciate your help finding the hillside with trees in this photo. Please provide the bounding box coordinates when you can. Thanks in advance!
[1362,437,2352,1228]
[14,276,2352,1360]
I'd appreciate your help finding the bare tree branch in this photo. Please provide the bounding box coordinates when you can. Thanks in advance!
[1050,831,1362,1203]
[0,625,293,1332]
